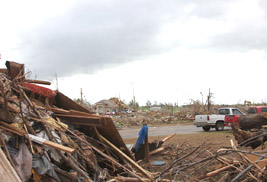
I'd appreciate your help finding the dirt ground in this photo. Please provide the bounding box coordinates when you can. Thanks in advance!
[123,130,238,179]
[123,130,236,151]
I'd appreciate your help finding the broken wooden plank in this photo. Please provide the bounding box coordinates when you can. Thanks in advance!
[50,107,70,114]
[0,121,26,136]
[149,147,165,155]
[69,109,101,118]
[55,114,105,127]
[97,117,133,159]
[24,79,51,85]
[54,119,144,180]
[29,134,75,154]
[162,133,176,143]
[99,134,153,179]
[0,148,22,182]
[0,96,19,113]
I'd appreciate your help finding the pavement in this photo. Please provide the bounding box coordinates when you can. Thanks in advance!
[119,124,232,138]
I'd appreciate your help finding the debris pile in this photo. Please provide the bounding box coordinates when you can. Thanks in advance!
[113,111,193,128]
[0,61,153,181]
[148,137,267,181]
[2,61,267,181]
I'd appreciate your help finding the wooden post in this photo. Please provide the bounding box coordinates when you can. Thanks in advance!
[144,135,149,163]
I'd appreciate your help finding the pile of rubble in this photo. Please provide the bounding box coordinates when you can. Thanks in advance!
[149,138,267,182]
[0,61,155,182]
[113,111,194,128]
[2,61,267,182]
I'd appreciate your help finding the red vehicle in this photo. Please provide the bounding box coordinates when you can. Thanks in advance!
[225,106,267,127]
[247,106,267,114]
[224,109,243,127]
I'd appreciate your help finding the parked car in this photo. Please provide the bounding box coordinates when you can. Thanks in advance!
[122,109,132,114]
[194,108,243,131]
[247,106,267,114]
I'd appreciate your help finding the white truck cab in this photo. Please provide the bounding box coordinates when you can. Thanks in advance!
[194,108,242,131]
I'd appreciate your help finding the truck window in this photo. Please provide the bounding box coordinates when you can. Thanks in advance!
[219,109,229,115]
[261,108,267,112]
[248,108,257,114]
[233,109,242,115]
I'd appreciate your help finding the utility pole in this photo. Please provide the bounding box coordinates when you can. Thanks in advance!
[207,88,212,111]
[80,88,83,104]
[132,82,136,111]
[55,73,59,91]
[200,92,203,105]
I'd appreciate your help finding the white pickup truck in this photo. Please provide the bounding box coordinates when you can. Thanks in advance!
[194,108,243,131]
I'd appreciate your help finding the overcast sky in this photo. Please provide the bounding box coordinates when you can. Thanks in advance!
[1,0,267,106]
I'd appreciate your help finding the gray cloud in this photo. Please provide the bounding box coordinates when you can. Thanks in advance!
[19,0,190,79]
[18,0,248,80]
[207,0,267,52]
[210,24,267,51]
[190,0,230,19]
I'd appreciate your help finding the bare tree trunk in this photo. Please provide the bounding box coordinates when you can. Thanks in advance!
[238,114,267,130]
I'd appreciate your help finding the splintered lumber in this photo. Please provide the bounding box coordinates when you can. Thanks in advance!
[28,134,75,154]
[98,117,133,159]
[0,148,22,182]
[238,114,267,130]
[69,109,101,118]
[162,133,176,143]
[0,121,26,136]
[24,79,51,85]
[50,107,70,114]
[55,119,144,180]
[99,134,153,180]
[0,97,19,113]
[149,147,165,155]
[55,114,105,127]
[197,164,236,180]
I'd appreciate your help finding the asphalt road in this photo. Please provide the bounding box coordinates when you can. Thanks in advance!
[119,124,232,138]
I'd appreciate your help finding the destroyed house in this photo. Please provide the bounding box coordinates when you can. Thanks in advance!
[94,99,119,114]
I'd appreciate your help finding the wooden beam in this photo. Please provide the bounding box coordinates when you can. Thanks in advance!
[162,133,176,143]
[55,114,105,127]
[0,121,26,136]
[0,148,22,182]
[29,134,75,154]
[24,79,51,85]
[144,135,149,163]
[99,134,153,179]
[149,147,165,155]
[54,118,144,180]
[0,97,20,113]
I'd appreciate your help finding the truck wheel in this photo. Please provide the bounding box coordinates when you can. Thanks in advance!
[202,126,210,131]
[216,122,224,131]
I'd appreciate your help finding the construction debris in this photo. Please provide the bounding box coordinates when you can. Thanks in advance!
[2,61,267,181]
[0,61,149,181]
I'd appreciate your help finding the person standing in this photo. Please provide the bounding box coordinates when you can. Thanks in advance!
[134,120,150,162]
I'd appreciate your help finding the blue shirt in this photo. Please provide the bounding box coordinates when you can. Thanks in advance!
[135,125,148,151]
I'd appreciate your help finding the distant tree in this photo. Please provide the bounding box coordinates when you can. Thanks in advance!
[73,98,91,110]
[146,100,152,107]
[128,99,139,110]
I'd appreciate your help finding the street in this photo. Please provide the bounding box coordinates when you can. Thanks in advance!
[119,124,231,138]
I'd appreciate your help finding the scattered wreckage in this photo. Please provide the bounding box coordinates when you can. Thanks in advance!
[1,61,267,181]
